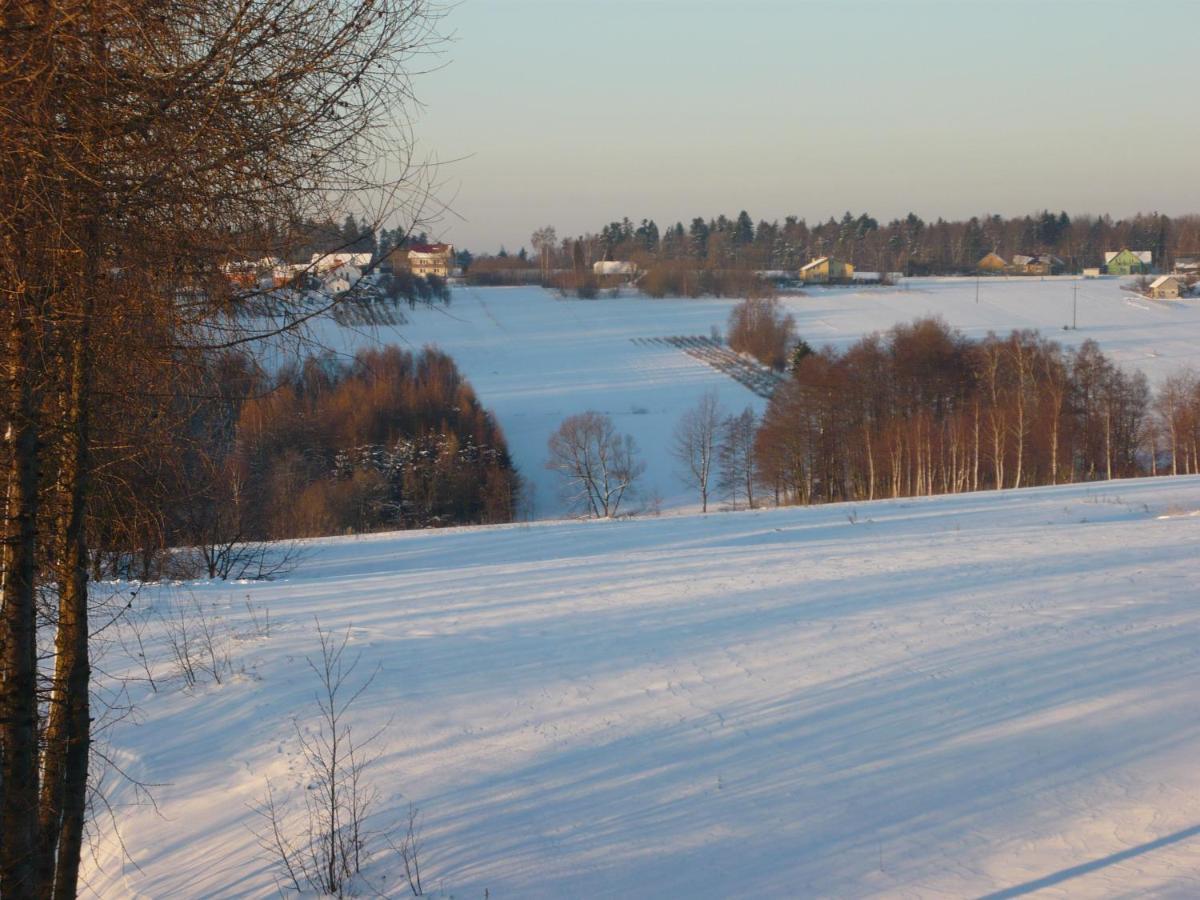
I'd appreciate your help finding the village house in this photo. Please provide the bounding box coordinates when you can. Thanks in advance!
[593,260,638,277]
[977,252,1008,273]
[1104,249,1153,276]
[222,256,287,291]
[386,242,454,278]
[1173,257,1199,276]
[322,273,352,295]
[310,251,373,274]
[800,256,855,283]
[1011,254,1064,276]
[1149,275,1186,300]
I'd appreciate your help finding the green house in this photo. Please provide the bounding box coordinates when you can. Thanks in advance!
[1104,248,1152,276]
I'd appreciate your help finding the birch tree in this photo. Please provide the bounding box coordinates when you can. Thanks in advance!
[672,392,722,512]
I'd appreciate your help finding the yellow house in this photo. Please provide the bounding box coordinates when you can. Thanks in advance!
[1149,275,1185,300]
[800,256,855,283]
[977,252,1008,273]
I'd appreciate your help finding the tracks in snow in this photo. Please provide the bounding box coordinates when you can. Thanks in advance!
[633,335,784,398]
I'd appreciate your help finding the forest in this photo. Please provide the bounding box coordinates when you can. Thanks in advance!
[90,346,519,581]
[464,211,1200,291]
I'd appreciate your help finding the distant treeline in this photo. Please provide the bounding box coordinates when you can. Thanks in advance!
[473,210,1200,282]
[751,318,1200,508]
[91,346,518,579]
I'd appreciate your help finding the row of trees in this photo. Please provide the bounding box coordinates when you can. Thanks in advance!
[757,321,1151,505]
[549,329,1200,517]
[658,320,1200,514]
[0,0,442,895]
[509,210,1199,278]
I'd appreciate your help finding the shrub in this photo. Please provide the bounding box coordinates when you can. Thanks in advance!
[727,296,795,370]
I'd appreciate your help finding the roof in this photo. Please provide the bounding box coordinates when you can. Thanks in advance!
[311,252,372,271]
[593,260,637,275]
[406,243,453,255]
[1150,275,1181,288]
[1105,250,1153,264]
[800,257,831,271]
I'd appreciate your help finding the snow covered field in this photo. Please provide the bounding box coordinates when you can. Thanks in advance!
[90,476,1200,898]
[308,278,1200,518]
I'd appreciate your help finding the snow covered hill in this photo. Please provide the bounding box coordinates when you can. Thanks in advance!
[89,476,1200,898]
[307,278,1200,518]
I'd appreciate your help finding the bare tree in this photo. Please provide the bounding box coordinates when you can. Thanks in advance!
[673,392,723,512]
[255,622,384,898]
[727,296,795,370]
[531,225,557,284]
[0,0,445,895]
[719,407,759,509]
[546,412,645,518]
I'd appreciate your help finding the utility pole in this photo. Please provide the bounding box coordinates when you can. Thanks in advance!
[975,275,980,304]
[1072,283,1078,330]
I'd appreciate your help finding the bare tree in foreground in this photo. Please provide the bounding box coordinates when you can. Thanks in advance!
[256,623,385,898]
[0,0,444,895]
[673,392,723,512]
[546,412,645,518]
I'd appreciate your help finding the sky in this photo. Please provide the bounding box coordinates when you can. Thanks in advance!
[408,0,1200,253]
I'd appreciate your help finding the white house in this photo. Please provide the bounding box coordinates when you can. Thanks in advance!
[593,260,637,277]
[319,263,361,295]
[322,274,352,295]
[311,252,372,274]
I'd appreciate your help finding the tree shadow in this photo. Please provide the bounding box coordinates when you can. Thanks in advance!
[978,822,1200,899]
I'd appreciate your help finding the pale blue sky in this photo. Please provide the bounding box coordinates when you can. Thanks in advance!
[412,0,1199,252]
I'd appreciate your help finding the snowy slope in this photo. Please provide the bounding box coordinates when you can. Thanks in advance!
[89,476,1200,898]
[304,278,1200,518]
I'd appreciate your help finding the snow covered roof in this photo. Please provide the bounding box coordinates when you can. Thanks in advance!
[407,242,453,256]
[311,252,372,271]
[593,260,637,275]
[1150,275,1181,288]
[1105,250,1153,264]
[800,257,830,271]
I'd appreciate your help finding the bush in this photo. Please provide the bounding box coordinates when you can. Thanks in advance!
[728,296,795,370]
[641,263,773,299]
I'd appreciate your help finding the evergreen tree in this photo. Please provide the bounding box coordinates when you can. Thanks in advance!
[689,217,710,260]
[734,210,754,245]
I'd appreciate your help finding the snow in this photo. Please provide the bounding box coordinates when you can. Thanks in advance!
[87,476,1200,897]
[306,278,1200,518]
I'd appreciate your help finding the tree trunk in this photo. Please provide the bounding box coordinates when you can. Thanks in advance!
[1,305,43,900]
[39,301,94,900]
